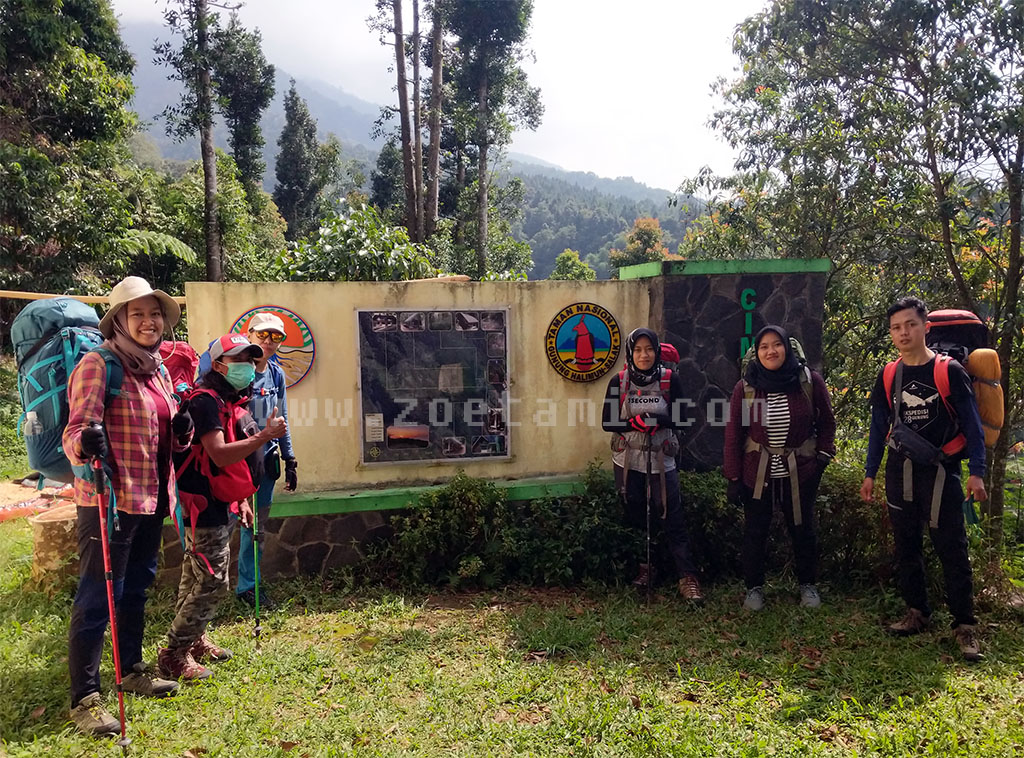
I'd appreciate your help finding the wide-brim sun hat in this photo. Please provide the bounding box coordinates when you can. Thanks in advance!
[98,276,181,338]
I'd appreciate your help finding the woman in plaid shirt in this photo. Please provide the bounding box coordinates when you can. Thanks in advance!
[62,277,194,737]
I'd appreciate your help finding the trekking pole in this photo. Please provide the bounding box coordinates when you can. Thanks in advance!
[252,502,261,654]
[92,454,131,751]
[645,435,653,608]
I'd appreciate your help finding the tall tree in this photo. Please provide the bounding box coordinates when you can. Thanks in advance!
[424,1,445,238]
[210,14,275,206]
[272,81,342,241]
[0,0,136,336]
[691,0,1024,546]
[448,0,542,278]
[156,0,226,281]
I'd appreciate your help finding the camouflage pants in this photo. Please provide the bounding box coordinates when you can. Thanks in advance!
[167,524,231,649]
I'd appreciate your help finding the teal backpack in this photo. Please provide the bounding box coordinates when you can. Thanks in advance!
[11,298,123,483]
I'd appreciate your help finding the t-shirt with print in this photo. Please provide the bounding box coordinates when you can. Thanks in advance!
[864,355,986,479]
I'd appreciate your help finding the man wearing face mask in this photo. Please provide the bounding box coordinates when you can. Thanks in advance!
[158,335,287,681]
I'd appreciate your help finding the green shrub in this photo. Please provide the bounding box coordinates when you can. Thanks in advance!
[365,464,640,590]
[0,357,29,479]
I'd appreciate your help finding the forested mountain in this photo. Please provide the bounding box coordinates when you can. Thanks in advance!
[119,20,700,278]
[507,173,703,278]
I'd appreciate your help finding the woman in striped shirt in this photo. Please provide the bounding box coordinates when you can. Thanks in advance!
[723,325,836,612]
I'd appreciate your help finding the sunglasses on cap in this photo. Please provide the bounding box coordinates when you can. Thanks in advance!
[251,329,285,343]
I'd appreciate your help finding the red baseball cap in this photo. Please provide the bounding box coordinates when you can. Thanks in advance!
[209,334,263,362]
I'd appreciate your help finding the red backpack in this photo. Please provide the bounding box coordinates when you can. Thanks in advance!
[172,386,262,570]
[159,340,199,397]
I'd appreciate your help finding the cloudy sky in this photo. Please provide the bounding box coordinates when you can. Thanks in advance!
[111,0,767,190]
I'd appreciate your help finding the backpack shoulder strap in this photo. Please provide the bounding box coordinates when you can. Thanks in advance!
[801,366,813,408]
[617,368,629,412]
[90,346,124,406]
[659,367,672,399]
[933,354,956,416]
[882,359,901,409]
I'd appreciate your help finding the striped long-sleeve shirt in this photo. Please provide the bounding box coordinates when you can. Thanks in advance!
[63,351,190,514]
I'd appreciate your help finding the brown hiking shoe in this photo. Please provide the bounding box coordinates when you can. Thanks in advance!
[887,608,930,636]
[678,574,704,603]
[190,634,233,663]
[69,693,120,737]
[158,645,214,682]
[954,624,983,662]
[632,563,652,590]
[121,662,179,697]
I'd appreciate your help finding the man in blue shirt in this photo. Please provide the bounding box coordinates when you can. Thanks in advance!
[860,297,986,661]
[237,312,298,609]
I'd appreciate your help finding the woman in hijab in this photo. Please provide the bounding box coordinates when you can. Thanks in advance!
[602,327,702,601]
[62,277,193,736]
[723,325,836,612]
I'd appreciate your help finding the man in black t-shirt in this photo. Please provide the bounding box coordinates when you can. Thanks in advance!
[860,297,987,661]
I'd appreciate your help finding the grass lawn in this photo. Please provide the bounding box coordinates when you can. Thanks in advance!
[1,519,1023,757]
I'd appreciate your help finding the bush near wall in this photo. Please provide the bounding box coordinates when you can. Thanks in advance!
[363,457,896,591]
[365,465,641,589]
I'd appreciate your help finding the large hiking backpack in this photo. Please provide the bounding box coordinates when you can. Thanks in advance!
[11,298,123,482]
[159,340,200,396]
[925,309,1003,447]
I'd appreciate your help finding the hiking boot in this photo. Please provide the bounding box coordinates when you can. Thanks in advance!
[69,693,120,737]
[678,574,704,603]
[799,584,821,608]
[743,586,765,611]
[954,624,983,662]
[158,645,213,682]
[190,633,233,663]
[887,608,930,636]
[631,564,653,590]
[121,662,179,697]
[238,588,277,611]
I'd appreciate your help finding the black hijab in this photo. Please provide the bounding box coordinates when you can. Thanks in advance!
[744,325,802,393]
[625,327,662,385]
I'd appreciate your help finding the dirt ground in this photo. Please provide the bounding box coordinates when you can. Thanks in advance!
[0,480,70,507]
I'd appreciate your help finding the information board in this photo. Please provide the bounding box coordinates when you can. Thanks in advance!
[357,309,510,464]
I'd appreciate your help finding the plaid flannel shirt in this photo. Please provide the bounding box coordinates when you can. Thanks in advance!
[63,351,190,514]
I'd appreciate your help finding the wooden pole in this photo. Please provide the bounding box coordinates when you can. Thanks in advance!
[0,290,187,306]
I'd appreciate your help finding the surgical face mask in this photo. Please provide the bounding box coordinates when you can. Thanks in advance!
[222,362,256,389]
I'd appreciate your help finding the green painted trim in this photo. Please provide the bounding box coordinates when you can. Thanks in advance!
[618,258,831,279]
[617,262,664,280]
[268,476,585,518]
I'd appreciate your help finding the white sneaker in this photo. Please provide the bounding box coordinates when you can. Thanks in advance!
[743,586,765,611]
[799,584,821,608]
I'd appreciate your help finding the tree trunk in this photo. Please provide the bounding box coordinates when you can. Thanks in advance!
[197,0,221,282]
[453,143,465,248]
[987,164,1023,550]
[411,0,425,243]
[392,0,418,238]
[29,503,79,589]
[926,138,975,312]
[475,65,488,279]
[425,4,443,240]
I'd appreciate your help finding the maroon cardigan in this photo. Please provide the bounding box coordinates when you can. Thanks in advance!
[722,370,837,488]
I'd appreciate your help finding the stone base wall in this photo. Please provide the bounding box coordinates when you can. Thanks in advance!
[155,511,393,588]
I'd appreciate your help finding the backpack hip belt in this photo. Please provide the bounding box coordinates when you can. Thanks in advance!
[744,436,817,526]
